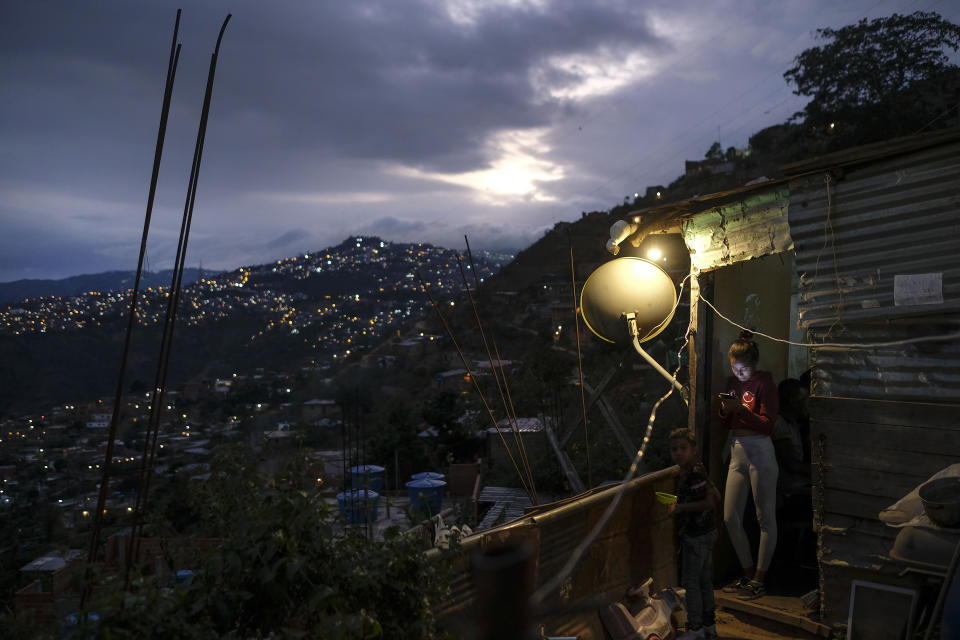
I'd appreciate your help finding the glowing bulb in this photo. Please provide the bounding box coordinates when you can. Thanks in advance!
[647,248,662,261]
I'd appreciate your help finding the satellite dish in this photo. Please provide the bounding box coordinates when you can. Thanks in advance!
[580,257,677,345]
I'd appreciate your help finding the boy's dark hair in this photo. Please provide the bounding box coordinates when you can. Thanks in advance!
[668,427,696,445]
[728,330,759,365]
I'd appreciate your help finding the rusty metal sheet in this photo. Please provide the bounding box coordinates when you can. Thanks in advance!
[682,187,793,272]
[789,139,960,402]
[807,322,960,402]
[789,142,960,329]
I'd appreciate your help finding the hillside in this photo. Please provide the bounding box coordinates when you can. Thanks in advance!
[0,237,512,415]
[0,268,211,305]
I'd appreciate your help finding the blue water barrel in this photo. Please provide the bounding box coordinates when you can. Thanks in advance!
[336,488,379,524]
[406,478,446,515]
[349,464,385,492]
[411,471,445,482]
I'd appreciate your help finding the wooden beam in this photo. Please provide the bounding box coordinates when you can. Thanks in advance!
[811,419,960,457]
[559,361,621,448]
[816,487,894,522]
[543,420,586,494]
[715,592,832,637]
[809,396,960,429]
[582,381,638,463]
[819,464,929,501]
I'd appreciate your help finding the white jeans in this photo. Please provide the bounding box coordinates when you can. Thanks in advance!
[723,434,779,573]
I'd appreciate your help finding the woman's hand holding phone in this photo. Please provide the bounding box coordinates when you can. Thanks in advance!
[718,392,739,414]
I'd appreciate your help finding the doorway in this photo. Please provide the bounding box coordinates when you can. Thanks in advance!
[702,252,817,596]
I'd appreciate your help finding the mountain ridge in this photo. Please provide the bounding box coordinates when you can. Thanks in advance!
[0,269,212,305]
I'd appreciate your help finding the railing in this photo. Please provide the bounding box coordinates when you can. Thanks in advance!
[430,466,680,639]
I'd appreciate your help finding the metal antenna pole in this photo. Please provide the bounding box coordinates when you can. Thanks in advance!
[625,313,683,393]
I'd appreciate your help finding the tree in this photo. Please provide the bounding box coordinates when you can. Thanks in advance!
[784,11,960,136]
[704,141,723,160]
[89,449,451,639]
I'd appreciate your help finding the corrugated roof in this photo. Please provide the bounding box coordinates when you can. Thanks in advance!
[782,127,960,175]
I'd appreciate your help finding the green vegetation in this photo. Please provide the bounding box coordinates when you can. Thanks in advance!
[44,450,451,639]
[784,11,960,141]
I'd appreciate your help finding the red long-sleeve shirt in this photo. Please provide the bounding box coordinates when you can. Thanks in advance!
[720,370,779,436]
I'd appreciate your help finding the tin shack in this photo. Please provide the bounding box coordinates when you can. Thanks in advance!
[614,126,960,632]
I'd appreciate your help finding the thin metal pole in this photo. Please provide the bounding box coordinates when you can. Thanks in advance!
[127,13,231,583]
[84,10,182,606]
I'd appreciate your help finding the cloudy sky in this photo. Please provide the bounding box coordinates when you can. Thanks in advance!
[2,0,956,282]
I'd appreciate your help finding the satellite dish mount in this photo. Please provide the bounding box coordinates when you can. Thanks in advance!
[580,257,683,394]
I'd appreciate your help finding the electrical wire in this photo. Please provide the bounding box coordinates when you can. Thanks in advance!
[569,233,592,489]
[532,301,693,606]
[455,254,538,504]
[696,284,960,350]
[416,270,534,501]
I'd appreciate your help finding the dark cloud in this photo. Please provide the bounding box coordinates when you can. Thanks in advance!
[358,216,429,236]
[264,229,312,250]
[2,0,952,281]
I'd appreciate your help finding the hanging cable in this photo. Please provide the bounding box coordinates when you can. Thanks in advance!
[533,317,693,606]
[533,273,694,603]
[696,286,960,350]
[464,236,538,502]
[416,271,533,501]
[568,231,592,489]
[811,173,845,339]
[455,255,537,504]
[913,97,960,135]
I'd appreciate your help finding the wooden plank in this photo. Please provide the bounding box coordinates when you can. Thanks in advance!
[809,396,960,428]
[543,420,586,494]
[821,528,898,566]
[821,464,933,501]
[823,514,896,539]
[811,419,960,457]
[559,362,620,448]
[716,592,832,637]
[583,381,636,462]
[824,446,960,478]
[688,268,705,441]
[816,488,893,522]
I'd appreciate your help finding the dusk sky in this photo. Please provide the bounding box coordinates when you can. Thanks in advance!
[3,0,957,282]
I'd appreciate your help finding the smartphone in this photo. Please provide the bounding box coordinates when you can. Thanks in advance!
[718,392,736,399]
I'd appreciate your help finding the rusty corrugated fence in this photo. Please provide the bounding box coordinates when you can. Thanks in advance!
[788,136,960,401]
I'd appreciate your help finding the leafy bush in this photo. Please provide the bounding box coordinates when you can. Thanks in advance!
[92,448,451,638]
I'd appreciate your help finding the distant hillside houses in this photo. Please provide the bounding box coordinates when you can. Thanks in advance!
[685,158,734,176]
[86,412,110,429]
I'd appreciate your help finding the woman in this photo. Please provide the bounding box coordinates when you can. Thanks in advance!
[718,331,779,601]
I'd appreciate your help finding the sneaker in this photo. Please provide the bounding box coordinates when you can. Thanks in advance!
[702,623,719,638]
[677,628,705,640]
[736,579,766,600]
[721,576,750,593]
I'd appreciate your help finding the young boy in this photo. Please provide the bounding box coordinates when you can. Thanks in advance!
[668,428,719,640]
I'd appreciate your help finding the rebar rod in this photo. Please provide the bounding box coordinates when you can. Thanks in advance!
[83,10,183,606]
[417,270,532,500]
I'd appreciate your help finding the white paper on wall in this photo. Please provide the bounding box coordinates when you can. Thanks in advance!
[893,273,943,306]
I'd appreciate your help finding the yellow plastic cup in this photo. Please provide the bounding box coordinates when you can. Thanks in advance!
[656,491,677,505]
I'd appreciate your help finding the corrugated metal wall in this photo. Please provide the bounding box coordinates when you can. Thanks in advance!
[681,186,792,272]
[789,140,960,402]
